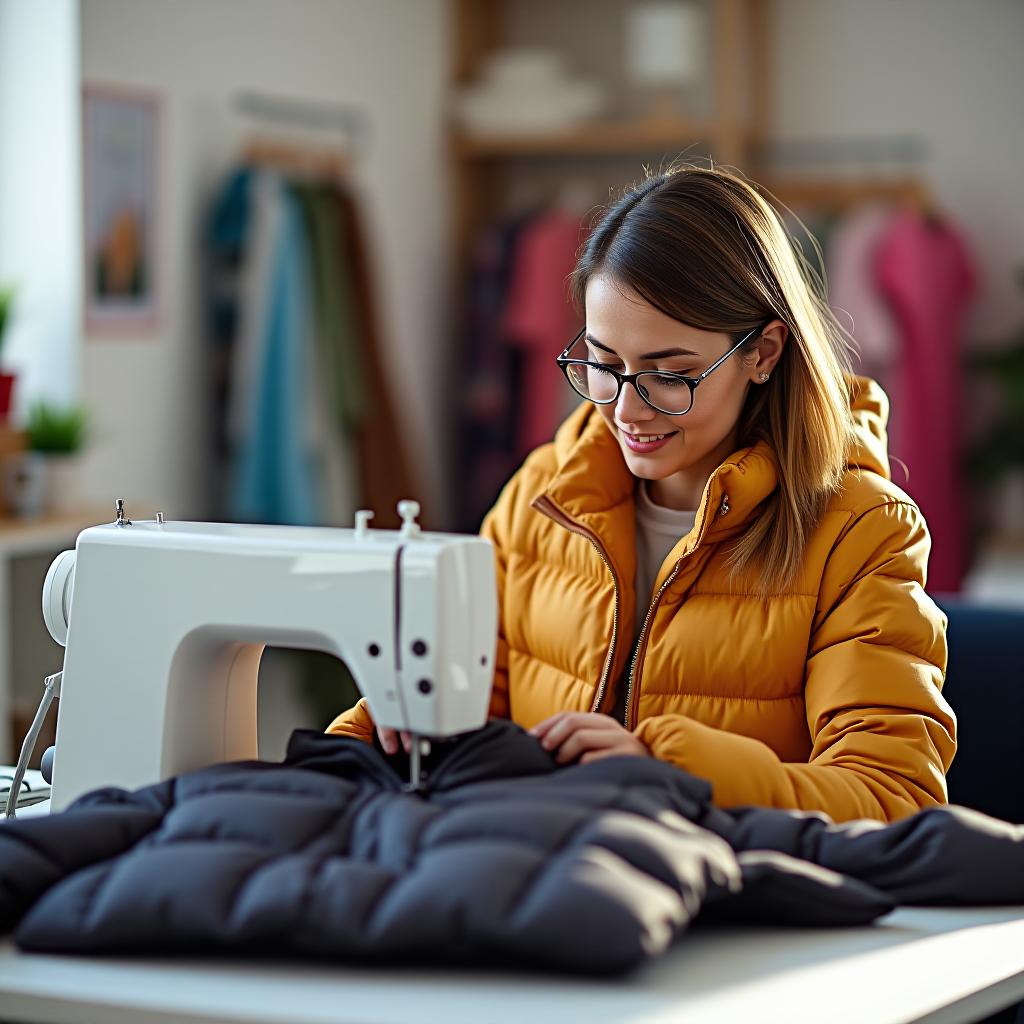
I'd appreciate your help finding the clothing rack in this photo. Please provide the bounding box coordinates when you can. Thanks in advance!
[234,90,370,152]
[233,89,370,179]
[762,176,934,215]
[752,134,937,219]
[240,137,352,180]
[753,135,930,171]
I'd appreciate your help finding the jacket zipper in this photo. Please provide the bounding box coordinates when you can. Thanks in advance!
[624,563,684,731]
[623,487,730,732]
[531,495,620,716]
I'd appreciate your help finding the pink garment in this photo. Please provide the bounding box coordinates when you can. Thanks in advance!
[827,202,903,444]
[874,207,978,593]
[500,208,588,457]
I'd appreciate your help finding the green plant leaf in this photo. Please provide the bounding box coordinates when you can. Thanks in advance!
[26,400,89,454]
[0,283,15,352]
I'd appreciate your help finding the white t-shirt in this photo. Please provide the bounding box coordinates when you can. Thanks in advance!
[607,478,698,723]
[633,477,698,638]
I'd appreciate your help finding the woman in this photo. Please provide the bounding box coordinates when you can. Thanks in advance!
[327,162,955,824]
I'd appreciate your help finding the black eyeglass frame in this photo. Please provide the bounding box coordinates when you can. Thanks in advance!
[555,319,772,416]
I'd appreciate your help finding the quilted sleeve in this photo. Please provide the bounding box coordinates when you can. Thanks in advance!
[478,480,514,722]
[325,476,517,739]
[635,499,956,823]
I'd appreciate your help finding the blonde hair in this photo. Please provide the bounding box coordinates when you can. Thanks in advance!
[568,159,859,598]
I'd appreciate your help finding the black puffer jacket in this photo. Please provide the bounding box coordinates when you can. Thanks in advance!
[2,721,1023,974]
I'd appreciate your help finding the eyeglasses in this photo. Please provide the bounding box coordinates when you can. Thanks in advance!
[555,320,770,416]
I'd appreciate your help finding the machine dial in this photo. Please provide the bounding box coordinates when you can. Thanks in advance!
[42,549,76,647]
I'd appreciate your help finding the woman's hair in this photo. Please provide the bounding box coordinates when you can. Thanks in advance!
[568,158,859,598]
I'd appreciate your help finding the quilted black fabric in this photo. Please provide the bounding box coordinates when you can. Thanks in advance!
[1,720,1023,974]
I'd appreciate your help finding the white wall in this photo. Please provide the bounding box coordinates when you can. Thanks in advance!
[78,0,451,521]
[0,0,81,411]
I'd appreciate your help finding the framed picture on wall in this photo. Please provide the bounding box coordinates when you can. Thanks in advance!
[82,82,160,336]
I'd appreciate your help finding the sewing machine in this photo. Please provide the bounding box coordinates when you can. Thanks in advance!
[31,499,497,813]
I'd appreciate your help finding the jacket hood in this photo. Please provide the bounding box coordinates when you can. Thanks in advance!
[846,374,891,478]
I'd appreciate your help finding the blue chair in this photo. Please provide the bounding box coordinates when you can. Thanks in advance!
[930,596,1024,1024]
[931,595,1024,825]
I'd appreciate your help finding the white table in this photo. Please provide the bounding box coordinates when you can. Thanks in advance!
[1,906,1024,1024]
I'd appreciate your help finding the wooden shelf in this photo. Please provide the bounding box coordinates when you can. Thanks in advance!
[446,0,765,268]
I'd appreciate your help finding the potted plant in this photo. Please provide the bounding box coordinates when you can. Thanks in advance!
[5,401,89,517]
[0,284,17,421]
[966,267,1024,541]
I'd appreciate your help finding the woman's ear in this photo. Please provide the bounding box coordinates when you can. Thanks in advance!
[748,319,788,381]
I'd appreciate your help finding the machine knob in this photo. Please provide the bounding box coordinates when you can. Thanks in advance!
[40,745,55,785]
[398,499,421,538]
[42,549,76,647]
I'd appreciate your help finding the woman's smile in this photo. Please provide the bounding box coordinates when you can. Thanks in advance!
[620,428,678,453]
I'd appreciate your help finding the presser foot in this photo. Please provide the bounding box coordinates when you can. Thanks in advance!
[402,735,432,794]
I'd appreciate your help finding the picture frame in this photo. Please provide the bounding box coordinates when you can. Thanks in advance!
[82,82,161,336]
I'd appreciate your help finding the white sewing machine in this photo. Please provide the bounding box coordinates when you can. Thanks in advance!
[20,498,497,814]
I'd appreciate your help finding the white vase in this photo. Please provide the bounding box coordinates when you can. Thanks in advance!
[4,451,48,518]
[44,453,84,515]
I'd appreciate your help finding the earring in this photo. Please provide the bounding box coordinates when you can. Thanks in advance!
[758,372,770,382]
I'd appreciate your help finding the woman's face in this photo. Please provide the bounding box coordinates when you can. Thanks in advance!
[582,276,778,494]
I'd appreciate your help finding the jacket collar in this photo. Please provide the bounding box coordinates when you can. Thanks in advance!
[531,401,780,546]
[529,373,891,563]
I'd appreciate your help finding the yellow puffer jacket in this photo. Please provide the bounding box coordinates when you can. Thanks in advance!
[326,375,956,823]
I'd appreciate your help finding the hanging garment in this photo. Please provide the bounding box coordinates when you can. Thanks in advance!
[874,208,979,593]
[229,171,321,525]
[454,209,537,532]
[227,170,279,460]
[206,165,259,514]
[500,207,589,459]
[293,183,363,526]
[327,374,955,824]
[296,186,369,435]
[4,720,1024,974]
[335,189,418,530]
[827,201,903,455]
[206,167,414,528]
[207,166,323,525]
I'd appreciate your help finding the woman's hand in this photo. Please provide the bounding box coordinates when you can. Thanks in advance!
[376,726,412,755]
[528,712,650,765]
